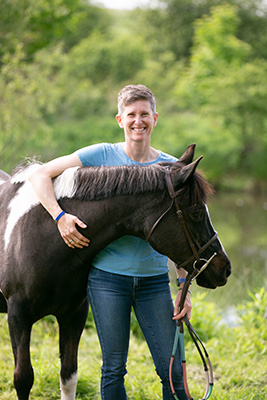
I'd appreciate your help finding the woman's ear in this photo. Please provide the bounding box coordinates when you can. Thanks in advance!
[116,114,124,128]
[153,112,159,127]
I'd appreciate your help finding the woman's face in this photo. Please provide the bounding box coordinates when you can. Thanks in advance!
[116,100,158,144]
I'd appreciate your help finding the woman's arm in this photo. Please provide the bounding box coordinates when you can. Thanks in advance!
[29,153,90,249]
[172,267,192,321]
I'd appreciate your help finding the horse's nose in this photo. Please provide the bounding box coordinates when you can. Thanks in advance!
[226,262,231,278]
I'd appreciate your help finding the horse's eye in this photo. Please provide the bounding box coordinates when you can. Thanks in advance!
[188,207,205,222]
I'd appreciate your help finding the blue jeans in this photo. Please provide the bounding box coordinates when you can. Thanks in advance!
[87,267,188,400]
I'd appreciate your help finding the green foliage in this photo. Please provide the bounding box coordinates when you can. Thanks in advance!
[1,0,267,187]
[0,44,65,172]
[150,0,267,60]
[181,288,267,399]
[237,288,267,349]
[62,32,145,84]
[0,0,110,59]
[176,4,267,183]
[48,116,123,160]
[55,31,146,119]
[184,292,224,341]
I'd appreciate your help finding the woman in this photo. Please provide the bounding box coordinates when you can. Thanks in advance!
[29,84,191,400]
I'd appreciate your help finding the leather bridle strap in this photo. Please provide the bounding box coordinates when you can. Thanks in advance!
[165,169,218,270]
[145,168,218,272]
[177,232,218,270]
[165,169,201,262]
[146,199,174,243]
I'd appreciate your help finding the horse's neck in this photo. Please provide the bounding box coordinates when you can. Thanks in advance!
[84,192,158,243]
[108,192,162,239]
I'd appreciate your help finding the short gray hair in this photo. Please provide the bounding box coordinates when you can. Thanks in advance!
[117,84,156,116]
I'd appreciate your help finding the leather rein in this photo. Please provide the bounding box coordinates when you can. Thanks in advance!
[146,168,218,400]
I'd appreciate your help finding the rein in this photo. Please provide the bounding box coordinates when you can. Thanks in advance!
[145,169,218,399]
[169,260,215,400]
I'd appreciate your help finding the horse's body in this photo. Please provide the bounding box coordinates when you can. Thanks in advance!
[0,145,231,400]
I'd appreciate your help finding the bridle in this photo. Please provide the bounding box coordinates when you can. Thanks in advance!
[146,168,218,272]
[146,168,218,399]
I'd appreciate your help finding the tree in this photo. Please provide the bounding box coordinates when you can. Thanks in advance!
[0,45,65,172]
[0,0,110,62]
[0,0,112,171]
[176,4,267,182]
[139,0,267,61]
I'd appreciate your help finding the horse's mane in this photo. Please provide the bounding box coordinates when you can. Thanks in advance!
[73,163,214,205]
[74,164,166,201]
[9,161,213,206]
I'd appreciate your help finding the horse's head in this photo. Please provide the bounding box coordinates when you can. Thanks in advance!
[148,144,231,289]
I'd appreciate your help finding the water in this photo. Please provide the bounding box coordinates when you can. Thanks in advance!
[169,192,267,311]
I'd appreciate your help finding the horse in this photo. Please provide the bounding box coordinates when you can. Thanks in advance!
[0,144,231,400]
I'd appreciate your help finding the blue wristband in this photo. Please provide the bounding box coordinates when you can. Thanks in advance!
[55,211,65,223]
[177,278,186,286]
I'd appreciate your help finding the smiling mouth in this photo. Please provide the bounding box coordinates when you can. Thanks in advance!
[132,127,146,132]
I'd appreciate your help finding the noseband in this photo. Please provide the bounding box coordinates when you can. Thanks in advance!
[146,169,218,273]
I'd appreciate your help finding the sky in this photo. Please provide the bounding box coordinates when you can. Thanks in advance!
[91,0,152,10]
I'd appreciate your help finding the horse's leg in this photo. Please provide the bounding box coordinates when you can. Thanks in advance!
[57,298,89,400]
[7,298,34,400]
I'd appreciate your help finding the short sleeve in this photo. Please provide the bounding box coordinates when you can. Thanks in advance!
[75,143,109,167]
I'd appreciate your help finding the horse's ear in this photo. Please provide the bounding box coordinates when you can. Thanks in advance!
[173,156,203,188]
[179,144,196,165]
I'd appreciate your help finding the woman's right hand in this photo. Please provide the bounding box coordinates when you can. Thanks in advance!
[57,213,90,249]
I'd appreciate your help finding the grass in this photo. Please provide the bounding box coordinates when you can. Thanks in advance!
[0,288,266,399]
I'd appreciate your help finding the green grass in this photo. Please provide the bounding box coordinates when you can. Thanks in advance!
[0,288,266,399]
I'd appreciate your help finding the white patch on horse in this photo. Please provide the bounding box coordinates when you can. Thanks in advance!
[53,167,78,199]
[4,184,39,250]
[60,372,77,400]
[4,165,78,250]
[5,168,41,250]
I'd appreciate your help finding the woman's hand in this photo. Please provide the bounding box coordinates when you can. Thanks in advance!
[173,287,192,321]
[57,213,90,249]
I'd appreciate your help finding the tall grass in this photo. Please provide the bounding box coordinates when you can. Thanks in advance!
[0,288,266,399]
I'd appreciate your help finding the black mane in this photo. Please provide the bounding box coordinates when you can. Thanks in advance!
[73,163,214,205]
[74,164,166,201]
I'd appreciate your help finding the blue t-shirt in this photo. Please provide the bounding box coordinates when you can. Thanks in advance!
[76,142,177,276]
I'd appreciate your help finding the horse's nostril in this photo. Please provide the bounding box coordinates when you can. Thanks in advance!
[226,263,231,277]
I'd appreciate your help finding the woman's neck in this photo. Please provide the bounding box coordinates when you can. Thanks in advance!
[122,142,159,163]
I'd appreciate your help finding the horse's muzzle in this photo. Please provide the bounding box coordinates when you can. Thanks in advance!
[196,252,231,289]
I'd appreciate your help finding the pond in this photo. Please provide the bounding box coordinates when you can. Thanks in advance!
[169,192,267,312]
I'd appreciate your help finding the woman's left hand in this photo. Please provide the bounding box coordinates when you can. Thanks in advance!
[172,288,192,321]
